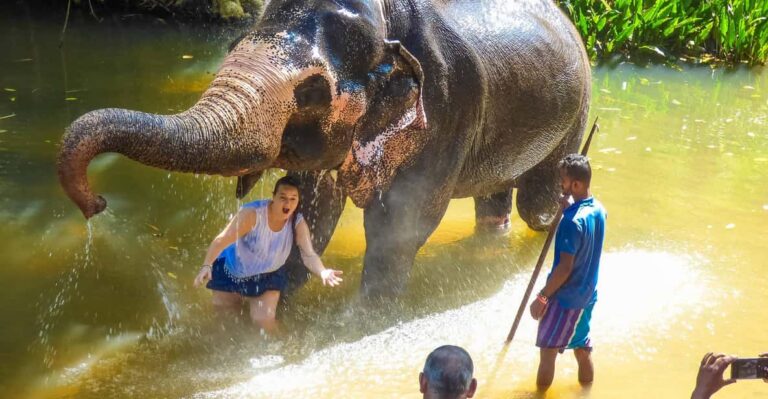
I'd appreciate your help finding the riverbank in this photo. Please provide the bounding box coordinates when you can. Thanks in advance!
[559,0,768,66]
[6,0,263,21]
[9,0,768,65]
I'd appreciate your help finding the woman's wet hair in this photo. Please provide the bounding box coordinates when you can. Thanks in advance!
[272,175,302,195]
[558,153,592,185]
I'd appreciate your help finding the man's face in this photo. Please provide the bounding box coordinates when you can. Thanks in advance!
[272,185,299,220]
[559,168,576,196]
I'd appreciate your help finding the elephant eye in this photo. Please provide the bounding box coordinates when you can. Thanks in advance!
[294,74,331,108]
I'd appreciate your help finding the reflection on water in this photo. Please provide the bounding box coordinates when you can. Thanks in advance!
[1,10,767,399]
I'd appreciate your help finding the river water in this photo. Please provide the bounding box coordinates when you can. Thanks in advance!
[0,10,766,399]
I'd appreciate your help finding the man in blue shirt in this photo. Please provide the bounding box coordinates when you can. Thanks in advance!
[529,154,607,387]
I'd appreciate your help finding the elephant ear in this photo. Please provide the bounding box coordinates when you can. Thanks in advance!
[339,40,430,208]
[381,39,428,130]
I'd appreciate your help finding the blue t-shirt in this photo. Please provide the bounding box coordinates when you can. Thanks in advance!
[548,197,607,309]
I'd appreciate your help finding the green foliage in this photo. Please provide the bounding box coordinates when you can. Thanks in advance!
[558,0,768,64]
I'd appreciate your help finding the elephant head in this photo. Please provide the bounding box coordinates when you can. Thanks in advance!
[58,0,428,218]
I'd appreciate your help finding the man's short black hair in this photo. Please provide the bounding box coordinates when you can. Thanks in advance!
[558,154,591,185]
[423,345,474,396]
[273,175,301,194]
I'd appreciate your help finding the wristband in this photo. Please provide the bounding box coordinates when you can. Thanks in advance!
[536,291,549,304]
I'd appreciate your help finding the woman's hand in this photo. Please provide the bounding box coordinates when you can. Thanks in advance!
[320,269,344,287]
[193,265,212,287]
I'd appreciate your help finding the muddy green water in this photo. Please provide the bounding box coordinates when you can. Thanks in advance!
[0,11,766,399]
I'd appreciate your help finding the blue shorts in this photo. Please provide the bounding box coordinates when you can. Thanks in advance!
[536,299,594,353]
[206,258,287,297]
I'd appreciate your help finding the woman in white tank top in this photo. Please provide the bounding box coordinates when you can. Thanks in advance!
[193,176,343,333]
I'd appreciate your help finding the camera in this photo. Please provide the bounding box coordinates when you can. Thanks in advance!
[730,357,768,380]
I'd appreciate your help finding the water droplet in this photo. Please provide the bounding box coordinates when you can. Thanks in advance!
[725,223,735,229]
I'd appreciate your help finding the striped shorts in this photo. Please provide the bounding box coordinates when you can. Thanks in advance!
[536,299,594,352]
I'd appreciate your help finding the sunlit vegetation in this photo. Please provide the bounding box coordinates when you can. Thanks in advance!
[558,0,768,64]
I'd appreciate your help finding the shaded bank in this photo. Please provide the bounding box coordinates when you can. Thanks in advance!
[6,0,263,21]
[7,0,768,65]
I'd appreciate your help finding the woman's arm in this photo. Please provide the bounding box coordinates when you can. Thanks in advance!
[294,219,326,275]
[295,219,343,286]
[194,208,257,287]
[202,208,258,265]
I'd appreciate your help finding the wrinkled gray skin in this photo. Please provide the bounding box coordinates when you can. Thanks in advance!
[58,0,590,298]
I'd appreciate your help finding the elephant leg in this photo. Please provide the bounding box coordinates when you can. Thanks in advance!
[282,170,346,294]
[516,122,585,231]
[473,188,513,231]
[360,185,452,299]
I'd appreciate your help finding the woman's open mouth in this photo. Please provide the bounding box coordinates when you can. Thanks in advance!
[282,207,290,214]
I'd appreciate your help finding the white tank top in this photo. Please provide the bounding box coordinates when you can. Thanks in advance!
[219,200,304,278]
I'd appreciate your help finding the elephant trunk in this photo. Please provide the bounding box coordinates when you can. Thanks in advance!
[58,42,302,218]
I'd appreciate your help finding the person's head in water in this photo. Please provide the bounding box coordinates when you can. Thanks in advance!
[558,154,591,200]
[271,175,301,221]
[420,345,477,399]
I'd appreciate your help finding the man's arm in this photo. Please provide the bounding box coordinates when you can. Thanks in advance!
[691,352,736,399]
[541,253,575,298]
[529,252,574,319]
[529,216,581,320]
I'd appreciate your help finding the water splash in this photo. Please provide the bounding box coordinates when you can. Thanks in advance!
[194,249,710,399]
[148,261,182,339]
[37,220,95,368]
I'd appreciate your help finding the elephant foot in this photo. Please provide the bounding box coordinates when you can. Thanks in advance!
[474,189,512,232]
[475,215,511,232]
[516,174,559,231]
[360,281,407,301]
[516,159,563,231]
[519,208,557,231]
[360,259,410,300]
[518,115,587,231]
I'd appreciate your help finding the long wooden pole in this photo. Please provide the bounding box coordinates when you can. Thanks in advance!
[505,116,599,344]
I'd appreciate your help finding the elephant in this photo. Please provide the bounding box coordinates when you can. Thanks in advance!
[58,0,591,298]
